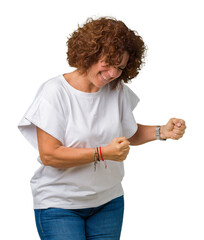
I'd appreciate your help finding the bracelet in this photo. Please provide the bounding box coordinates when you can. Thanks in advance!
[94,147,100,171]
[99,146,104,161]
[94,148,99,171]
[96,147,100,161]
[99,147,107,169]
[155,126,166,141]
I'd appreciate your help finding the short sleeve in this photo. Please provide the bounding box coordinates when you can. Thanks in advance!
[120,83,140,139]
[18,80,67,150]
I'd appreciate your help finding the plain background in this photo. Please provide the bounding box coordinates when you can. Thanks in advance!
[1,0,203,239]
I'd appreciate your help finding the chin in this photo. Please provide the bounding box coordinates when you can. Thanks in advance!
[94,81,105,88]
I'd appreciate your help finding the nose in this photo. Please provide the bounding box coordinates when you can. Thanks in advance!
[108,66,121,79]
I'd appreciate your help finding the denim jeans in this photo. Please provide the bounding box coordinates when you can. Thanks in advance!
[34,195,124,240]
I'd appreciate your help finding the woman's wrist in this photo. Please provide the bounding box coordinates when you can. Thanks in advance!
[101,146,109,160]
[159,125,167,140]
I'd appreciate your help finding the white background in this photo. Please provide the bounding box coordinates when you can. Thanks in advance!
[1,0,203,239]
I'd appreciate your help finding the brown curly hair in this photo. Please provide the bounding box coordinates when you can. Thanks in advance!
[66,17,147,88]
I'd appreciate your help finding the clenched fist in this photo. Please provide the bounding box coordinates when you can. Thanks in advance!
[160,118,186,140]
[102,137,130,162]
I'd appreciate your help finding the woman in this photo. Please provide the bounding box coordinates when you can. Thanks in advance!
[18,17,186,240]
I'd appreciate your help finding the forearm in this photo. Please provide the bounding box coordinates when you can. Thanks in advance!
[43,146,95,168]
[37,127,132,169]
[128,124,164,146]
[42,142,129,168]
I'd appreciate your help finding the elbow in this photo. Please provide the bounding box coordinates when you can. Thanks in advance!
[40,153,54,167]
[128,131,139,146]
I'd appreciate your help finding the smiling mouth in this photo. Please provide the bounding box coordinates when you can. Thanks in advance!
[100,72,110,82]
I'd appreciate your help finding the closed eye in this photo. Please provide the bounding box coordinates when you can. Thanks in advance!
[101,63,125,71]
[117,67,125,71]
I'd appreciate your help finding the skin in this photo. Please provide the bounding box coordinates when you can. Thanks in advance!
[37,52,186,168]
[63,51,129,93]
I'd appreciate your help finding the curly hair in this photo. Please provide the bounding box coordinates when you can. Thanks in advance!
[66,17,147,88]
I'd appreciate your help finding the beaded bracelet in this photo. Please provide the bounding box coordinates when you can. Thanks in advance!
[94,147,107,170]
[94,147,100,171]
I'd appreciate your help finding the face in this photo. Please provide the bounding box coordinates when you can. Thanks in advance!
[85,51,129,90]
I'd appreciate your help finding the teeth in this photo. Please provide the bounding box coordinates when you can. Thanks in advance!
[101,73,109,81]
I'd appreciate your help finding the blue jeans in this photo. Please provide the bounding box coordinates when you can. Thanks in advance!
[34,195,124,240]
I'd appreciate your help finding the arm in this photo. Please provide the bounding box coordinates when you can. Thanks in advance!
[37,127,130,169]
[37,127,94,168]
[128,118,186,146]
[128,124,158,146]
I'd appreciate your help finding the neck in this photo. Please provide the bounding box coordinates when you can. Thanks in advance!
[63,70,100,93]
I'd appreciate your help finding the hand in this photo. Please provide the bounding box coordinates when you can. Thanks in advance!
[102,137,130,162]
[160,118,186,140]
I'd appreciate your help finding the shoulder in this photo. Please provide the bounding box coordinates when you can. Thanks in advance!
[120,82,134,94]
[36,75,66,100]
[118,82,140,111]
[114,82,134,97]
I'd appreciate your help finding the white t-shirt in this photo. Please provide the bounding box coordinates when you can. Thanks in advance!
[18,74,139,209]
